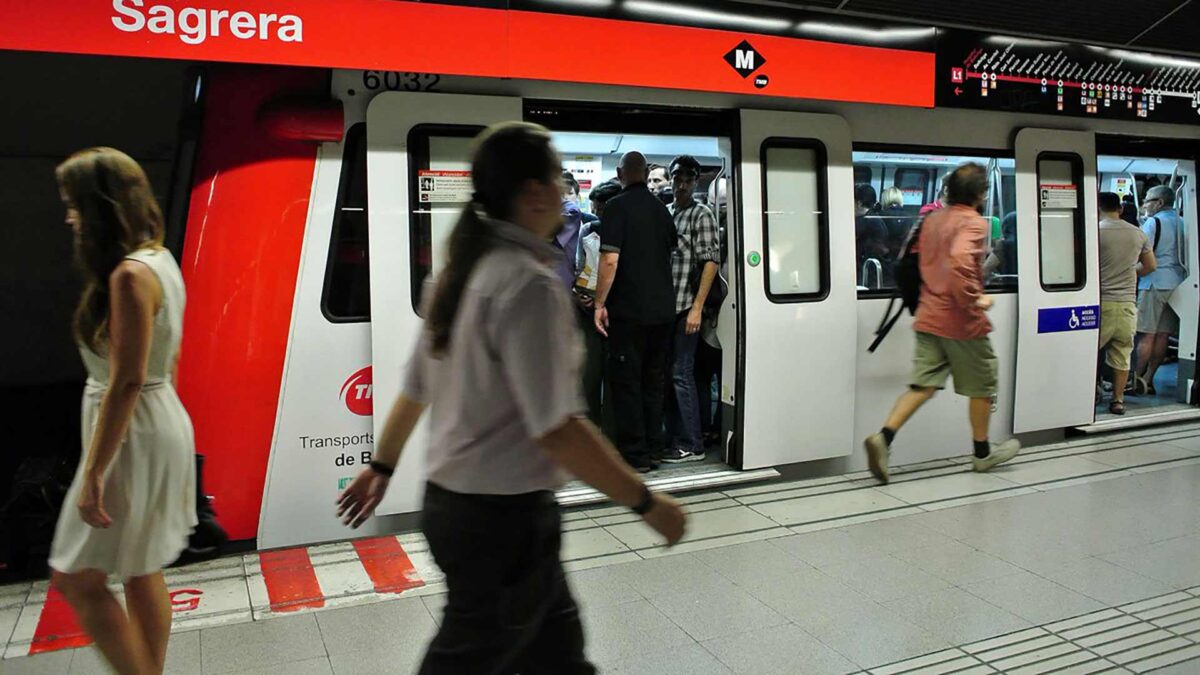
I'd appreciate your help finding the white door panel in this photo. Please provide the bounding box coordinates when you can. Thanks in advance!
[1013,128,1099,433]
[1168,161,1198,376]
[367,92,522,515]
[738,110,856,468]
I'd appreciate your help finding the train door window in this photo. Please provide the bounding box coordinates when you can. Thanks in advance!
[851,148,1016,294]
[408,126,480,312]
[322,123,370,321]
[1036,153,1086,291]
[409,127,730,311]
[762,140,828,300]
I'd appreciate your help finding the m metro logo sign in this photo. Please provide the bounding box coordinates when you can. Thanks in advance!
[724,40,765,78]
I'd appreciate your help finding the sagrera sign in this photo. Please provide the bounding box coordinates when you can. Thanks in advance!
[111,0,303,45]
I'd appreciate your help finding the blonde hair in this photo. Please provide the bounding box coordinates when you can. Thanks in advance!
[56,147,164,351]
[881,186,904,209]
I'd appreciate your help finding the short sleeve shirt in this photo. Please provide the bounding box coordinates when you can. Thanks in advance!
[912,205,992,340]
[599,183,677,325]
[402,220,584,495]
[1099,217,1150,303]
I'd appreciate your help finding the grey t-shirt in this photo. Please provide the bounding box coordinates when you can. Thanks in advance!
[1099,217,1150,303]
[402,220,585,495]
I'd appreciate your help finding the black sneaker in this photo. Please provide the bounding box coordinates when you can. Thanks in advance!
[661,448,705,464]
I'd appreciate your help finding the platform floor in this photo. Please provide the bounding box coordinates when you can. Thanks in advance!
[4,423,1200,674]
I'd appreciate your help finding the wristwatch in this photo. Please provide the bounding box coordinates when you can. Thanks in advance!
[368,460,395,477]
[631,485,656,515]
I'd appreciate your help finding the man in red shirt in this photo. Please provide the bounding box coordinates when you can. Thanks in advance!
[864,163,1020,484]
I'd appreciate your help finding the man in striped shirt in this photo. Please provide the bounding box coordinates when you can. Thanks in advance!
[662,155,721,464]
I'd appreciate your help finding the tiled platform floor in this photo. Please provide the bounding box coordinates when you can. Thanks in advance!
[4,423,1200,674]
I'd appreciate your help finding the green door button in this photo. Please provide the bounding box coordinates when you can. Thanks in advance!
[748,251,762,267]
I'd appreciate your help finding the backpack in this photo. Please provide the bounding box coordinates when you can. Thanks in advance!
[691,263,728,311]
[868,216,924,353]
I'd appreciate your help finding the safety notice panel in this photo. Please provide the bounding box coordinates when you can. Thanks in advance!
[1039,183,1078,209]
[417,170,472,203]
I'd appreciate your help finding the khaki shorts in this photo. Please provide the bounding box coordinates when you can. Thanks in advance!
[1137,289,1179,334]
[1099,301,1137,371]
[911,332,998,398]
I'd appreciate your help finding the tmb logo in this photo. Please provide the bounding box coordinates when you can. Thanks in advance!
[724,40,766,79]
[340,367,373,416]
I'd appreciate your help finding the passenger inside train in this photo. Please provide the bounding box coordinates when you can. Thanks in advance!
[1096,156,1194,420]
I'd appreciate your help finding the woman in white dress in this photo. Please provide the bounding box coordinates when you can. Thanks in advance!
[49,147,197,675]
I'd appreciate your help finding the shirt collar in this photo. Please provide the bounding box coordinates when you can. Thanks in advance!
[487,217,560,265]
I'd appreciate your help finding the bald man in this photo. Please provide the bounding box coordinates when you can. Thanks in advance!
[593,151,678,472]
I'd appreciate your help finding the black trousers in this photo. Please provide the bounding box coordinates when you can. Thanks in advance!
[576,308,619,441]
[606,318,672,466]
[418,483,594,675]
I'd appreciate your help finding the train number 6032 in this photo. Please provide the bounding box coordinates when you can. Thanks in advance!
[361,71,441,92]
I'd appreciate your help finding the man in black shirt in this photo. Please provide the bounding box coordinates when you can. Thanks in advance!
[594,152,677,472]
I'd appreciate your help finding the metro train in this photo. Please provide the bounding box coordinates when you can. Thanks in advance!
[167,64,1196,550]
[7,3,1197,551]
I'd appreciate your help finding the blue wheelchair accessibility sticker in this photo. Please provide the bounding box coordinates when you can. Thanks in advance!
[1038,305,1099,333]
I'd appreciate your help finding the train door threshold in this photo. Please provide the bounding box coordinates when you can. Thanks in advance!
[555,462,780,507]
[1073,405,1200,434]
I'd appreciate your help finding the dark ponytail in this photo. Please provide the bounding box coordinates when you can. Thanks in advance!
[427,122,559,357]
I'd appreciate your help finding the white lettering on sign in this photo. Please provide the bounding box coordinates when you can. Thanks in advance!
[735,50,756,71]
[112,0,303,45]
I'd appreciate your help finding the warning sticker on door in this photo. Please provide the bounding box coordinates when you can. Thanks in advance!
[418,170,472,203]
[1039,183,1077,209]
[1037,305,1099,333]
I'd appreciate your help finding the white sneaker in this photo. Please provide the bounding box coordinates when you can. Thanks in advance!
[864,433,891,484]
[972,439,1020,473]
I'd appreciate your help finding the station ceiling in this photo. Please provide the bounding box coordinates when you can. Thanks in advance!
[739,0,1200,57]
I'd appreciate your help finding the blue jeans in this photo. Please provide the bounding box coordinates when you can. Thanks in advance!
[666,312,702,453]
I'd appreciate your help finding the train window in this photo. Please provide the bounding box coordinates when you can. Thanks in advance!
[852,149,1017,295]
[408,125,481,313]
[853,165,872,188]
[893,168,931,201]
[322,123,370,322]
[1036,153,1086,291]
[761,139,829,301]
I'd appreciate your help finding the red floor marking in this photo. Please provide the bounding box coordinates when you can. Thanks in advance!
[352,537,425,594]
[30,586,91,655]
[259,548,325,612]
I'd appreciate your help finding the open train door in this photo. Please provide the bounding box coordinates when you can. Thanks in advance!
[735,110,857,468]
[1013,128,1100,433]
[367,92,521,514]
